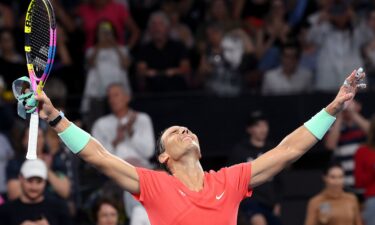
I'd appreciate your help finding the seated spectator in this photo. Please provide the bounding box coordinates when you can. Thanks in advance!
[355,115,375,225]
[0,132,13,200]
[76,0,140,49]
[228,111,282,225]
[0,29,25,88]
[261,43,313,95]
[0,159,73,225]
[360,8,375,91]
[81,20,132,114]
[324,100,369,194]
[254,0,291,72]
[6,125,71,201]
[91,83,155,168]
[308,1,363,92]
[304,163,362,225]
[0,3,14,29]
[92,198,121,225]
[136,11,191,92]
[195,27,257,96]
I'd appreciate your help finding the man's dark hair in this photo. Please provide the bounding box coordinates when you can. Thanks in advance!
[92,197,119,223]
[156,129,172,174]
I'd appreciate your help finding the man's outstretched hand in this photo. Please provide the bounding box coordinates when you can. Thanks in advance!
[33,91,59,122]
[326,68,366,116]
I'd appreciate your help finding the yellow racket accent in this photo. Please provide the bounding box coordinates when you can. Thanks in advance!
[27,64,34,71]
[25,0,35,32]
[25,46,31,52]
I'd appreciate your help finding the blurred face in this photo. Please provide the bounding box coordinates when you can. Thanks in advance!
[23,128,45,154]
[0,31,15,51]
[210,0,228,20]
[222,37,244,68]
[159,126,201,164]
[324,167,345,190]
[330,12,350,29]
[271,0,285,18]
[282,48,299,74]
[97,203,118,225]
[107,85,130,114]
[206,27,223,48]
[149,15,169,43]
[20,176,46,201]
[368,11,375,31]
[247,120,269,142]
[97,24,115,44]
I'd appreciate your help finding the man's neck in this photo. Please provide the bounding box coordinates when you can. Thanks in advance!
[172,159,205,192]
[20,195,44,204]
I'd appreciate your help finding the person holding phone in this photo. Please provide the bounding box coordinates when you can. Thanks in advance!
[304,163,362,225]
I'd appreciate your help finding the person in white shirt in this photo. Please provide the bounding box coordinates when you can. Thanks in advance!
[0,133,13,198]
[308,2,363,92]
[91,83,155,168]
[262,43,313,95]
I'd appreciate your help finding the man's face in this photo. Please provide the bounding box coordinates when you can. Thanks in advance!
[222,37,244,69]
[247,120,269,141]
[150,16,169,43]
[20,176,46,201]
[281,48,298,73]
[159,126,201,163]
[107,85,130,114]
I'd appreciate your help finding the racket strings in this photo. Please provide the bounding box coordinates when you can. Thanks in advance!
[28,0,51,77]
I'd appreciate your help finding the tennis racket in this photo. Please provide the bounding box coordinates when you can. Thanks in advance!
[24,0,57,159]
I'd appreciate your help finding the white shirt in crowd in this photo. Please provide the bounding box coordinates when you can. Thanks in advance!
[0,133,13,193]
[261,67,313,95]
[91,112,155,168]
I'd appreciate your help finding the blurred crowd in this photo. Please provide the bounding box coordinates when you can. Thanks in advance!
[0,0,375,225]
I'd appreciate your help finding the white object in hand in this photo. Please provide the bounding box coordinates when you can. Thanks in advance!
[26,112,39,160]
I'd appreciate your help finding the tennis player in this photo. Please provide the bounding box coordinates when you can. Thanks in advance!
[24,69,365,225]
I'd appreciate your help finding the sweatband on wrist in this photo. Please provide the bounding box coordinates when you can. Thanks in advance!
[304,109,336,140]
[58,123,91,154]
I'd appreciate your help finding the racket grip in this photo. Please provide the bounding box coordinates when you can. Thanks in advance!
[26,112,39,160]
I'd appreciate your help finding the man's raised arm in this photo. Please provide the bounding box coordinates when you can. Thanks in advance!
[250,69,366,189]
[35,93,140,194]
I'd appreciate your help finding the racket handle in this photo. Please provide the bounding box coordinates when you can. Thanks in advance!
[26,112,39,160]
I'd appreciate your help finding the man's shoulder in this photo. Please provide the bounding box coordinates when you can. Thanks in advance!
[264,67,283,78]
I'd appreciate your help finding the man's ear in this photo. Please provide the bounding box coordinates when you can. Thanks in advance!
[158,152,169,164]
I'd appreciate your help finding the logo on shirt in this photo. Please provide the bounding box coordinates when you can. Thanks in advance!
[178,189,186,197]
[216,191,225,200]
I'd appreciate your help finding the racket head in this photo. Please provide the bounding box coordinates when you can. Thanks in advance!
[24,0,57,94]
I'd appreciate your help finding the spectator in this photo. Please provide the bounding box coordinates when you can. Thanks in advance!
[304,163,362,225]
[355,115,375,225]
[195,27,257,96]
[360,8,375,91]
[45,126,80,216]
[162,1,195,49]
[91,83,155,168]
[93,198,121,225]
[81,20,132,114]
[0,132,13,200]
[308,1,363,92]
[228,111,282,225]
[261,43,313,95]
[0,3,14,29]
[0,159,73,225]
[324,100,369,193]
[0,29,25,88]
[254,0,291,72]
[6,126,71,201]
[76,0,140,49]
[136,11,191,92]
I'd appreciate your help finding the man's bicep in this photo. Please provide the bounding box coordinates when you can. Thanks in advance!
[250,148,289,188]
[78,139,140,194]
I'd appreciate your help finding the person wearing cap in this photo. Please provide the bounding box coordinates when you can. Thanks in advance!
[228,111,282,225]
[0,159,72,225]
[18,68,365,225]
